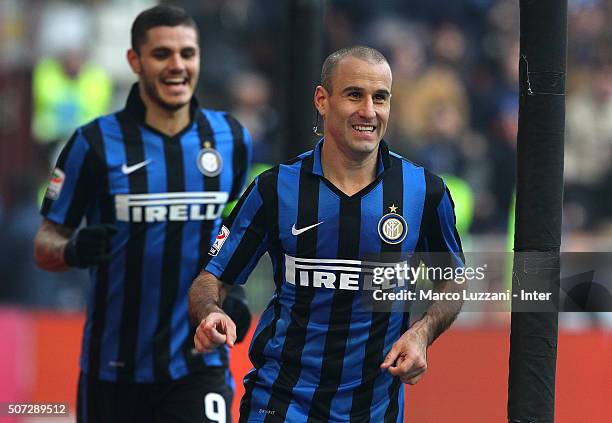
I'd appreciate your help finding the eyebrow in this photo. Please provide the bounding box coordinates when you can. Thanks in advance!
[374,89,391,97]
[341,86,391,96]
[150,46,197,53]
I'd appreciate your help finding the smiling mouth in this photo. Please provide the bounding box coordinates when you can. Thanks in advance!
[352,124,376,133]
[162,77,189,87]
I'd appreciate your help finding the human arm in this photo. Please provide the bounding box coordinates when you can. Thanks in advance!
[35,127,117,271]
[33,218,74,271]
[34,218,118,271]
[381,176,464,384]
[189,270,237,352]
[191,173,270,350]
[380,279,463,384]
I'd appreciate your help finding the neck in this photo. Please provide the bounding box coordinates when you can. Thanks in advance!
[320,137,379,197]
[139,87,191,137]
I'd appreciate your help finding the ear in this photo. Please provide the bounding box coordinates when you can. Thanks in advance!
[127,49,141,74]
[314,85,328,117]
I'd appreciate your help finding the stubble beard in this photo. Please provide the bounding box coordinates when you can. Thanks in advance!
[348,131,380,155]
[141,76,190,112]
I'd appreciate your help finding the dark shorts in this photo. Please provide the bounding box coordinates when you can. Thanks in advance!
[77,368,233,423]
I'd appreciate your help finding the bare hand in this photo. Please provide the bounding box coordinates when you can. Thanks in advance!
[193,311,237,353]
[380,327,429,385]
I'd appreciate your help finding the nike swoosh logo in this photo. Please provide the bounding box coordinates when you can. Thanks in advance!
[121,160,151,175]
[291,221,324,236]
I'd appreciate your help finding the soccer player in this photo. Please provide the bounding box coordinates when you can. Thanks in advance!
[34,5,252,423]
[189,46,464,422]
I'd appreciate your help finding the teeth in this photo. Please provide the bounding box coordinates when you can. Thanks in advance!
[353,125,375,132]
[164,78,185,84]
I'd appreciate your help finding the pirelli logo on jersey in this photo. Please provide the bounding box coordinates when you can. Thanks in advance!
[285,254,405,291]
[115,192,228,222]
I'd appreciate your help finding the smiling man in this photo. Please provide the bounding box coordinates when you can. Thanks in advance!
[189,46,465,422]
[33,5,252,423]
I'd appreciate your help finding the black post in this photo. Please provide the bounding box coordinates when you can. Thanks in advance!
[286,0,324,159]
[508,1,567,422]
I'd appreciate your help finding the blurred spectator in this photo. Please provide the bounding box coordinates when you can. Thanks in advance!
[324,5,356,52]
[486,95,518,230]
[2,0,612,313]
[229,71,278,163]
[431,21,472,76]
[367,18,429,144]
[565,58,612,229]
[408,66,470,143]
[31,49,112,147]
[413,99,469,175]
[567,0,607,68]
[476,37,519,231]
[31,0,112,161]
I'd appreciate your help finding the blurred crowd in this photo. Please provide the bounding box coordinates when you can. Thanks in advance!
[183,0,612,234]
[1,0,612,314]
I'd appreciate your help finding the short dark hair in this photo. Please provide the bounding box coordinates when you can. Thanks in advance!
[320,46,389,93]
[131,5,198,54]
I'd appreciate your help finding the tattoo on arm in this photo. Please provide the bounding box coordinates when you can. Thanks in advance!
[33,219,74,271]
[188,271,231,324]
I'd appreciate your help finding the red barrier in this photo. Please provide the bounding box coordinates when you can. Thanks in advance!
[229,322,612,422]
[1,310,608,422]
[228,322,258,420]
[555,330,611,422]
[0,308,32,423]
[30,311,83,410]
[404,327,510,422]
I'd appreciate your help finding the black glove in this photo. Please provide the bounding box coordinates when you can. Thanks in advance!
[64,224,118,268]
[222,285,252,344]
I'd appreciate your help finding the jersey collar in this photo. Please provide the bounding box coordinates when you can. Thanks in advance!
[310,138,391,177]
[123,83,200,125]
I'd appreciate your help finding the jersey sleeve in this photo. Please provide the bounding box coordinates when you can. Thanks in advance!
[421,181,465,272]
[40,128,96,228]
[204,176,268,285]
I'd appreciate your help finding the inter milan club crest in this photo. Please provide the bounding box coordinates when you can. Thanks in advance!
[378,204,408,244]
[197,145,223,177]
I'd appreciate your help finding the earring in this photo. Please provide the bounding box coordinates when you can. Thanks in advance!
[312,110,323,136]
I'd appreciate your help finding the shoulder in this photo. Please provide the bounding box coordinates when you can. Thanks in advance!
[197,109,251,143]
[65,112,123,162]
[254,165,280,192]
[199,107,227,118]
[387,148,446,200]
[77,111,123,142]
[388,150,422,170]
[387,149,441,181]
[68,118,103,148]
[198,108,244,130]
[282,149,314,170]
[254,149,313,189]
[270,149,314,180]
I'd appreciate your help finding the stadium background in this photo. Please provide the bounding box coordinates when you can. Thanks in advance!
[0,0,610,421]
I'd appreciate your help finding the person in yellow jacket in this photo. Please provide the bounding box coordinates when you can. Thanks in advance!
[32,49,112,146]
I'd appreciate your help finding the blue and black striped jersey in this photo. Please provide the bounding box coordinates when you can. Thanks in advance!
[205,139,463,423]
[41,84,252,383]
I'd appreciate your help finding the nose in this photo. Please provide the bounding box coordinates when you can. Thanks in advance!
[359,96,376,119]
[168,53,186,72]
